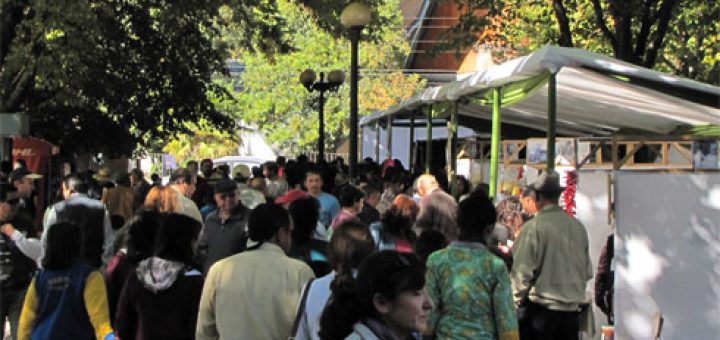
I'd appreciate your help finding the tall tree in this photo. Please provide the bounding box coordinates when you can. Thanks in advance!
[439,0,718,84]
[220,0,424,155]
[0,0,297,156]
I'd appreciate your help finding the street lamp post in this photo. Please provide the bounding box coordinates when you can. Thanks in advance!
[300,69,345,163]
[341,2,371,181]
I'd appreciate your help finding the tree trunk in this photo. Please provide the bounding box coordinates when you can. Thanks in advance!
[552,0,574,47]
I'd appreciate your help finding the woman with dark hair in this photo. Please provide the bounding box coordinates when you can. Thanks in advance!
[288,196,331,277]
[115,213,203,340]
[453,175,471,202]
[330,185,365,232]
[491,197,523,247]
[105,209,164,322]
[319,251,431,340]
[18,222,115,340]
[196,203,314,339]
[425,191,519,340]
[294,220,375,340]
[369,194,418,252]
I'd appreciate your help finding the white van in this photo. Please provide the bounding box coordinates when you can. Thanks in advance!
[212,155,270,174]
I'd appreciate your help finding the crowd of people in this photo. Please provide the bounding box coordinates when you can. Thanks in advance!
[0,155,614,340]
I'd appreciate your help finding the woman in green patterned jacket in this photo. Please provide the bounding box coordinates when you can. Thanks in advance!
[425,190,519,340]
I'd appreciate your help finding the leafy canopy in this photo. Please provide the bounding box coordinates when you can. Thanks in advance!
[218,0,424,155]
[438,0,718,84]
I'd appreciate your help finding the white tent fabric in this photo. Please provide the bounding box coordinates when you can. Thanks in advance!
[360,46,720,136]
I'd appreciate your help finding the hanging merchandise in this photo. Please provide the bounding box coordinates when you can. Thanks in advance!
[563,170,578,216]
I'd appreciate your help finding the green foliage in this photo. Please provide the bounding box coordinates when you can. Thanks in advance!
[439,0,718,84]
[162,119,241,165]
[1,0,315,157]
[226,0,424,155]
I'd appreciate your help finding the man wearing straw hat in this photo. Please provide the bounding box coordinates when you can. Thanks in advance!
[511,171,592,340]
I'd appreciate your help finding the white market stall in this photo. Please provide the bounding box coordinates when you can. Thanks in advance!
[360,45,720,338]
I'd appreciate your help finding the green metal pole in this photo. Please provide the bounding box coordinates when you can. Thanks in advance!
[490,88,501,200]
[409,114,415,174]
[386,116,393,159]
[426,105,432,174]
[375,121,381,162]
[448,101,458,196]
[547,73,557,172]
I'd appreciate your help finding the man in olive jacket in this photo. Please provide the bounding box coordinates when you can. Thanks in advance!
[511,171,592,339]
[198,179,250,274]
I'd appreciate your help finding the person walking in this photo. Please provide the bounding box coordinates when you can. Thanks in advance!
[369,194,418,252]
[329,185,364,232]
[0,191,38,340]
[169,168,202,223]
[511,171,593,340]
[115,214,204,340]
[303,170,340,232]
[102,172,135,229]
[414,174,458,240]
[17,221,114,340]
[129,168,152,211]
[319,251,431,340]
[425,191,519,340]
[196,203,314,340]
[292,221,375,340]
[197,179,250,274]
[7,168,42,222]
[44,174,114,268]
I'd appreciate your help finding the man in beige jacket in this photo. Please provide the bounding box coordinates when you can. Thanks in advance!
[196,203,314,340]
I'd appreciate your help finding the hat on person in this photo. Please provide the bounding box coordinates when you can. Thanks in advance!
[530,171,565,193]
[114,171,130,183]
[93,167,113,181]
[9,167,42,183]
[240,189,266,209]
[275,189,309,205]
[0,184,19,204]
[214,178,238,194]
[233,164,251,179]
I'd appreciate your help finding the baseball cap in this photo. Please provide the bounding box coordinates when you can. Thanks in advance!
[275,189,309,205]
[0,184,19,204]
[9,168,42,183]
[214,179,238,194]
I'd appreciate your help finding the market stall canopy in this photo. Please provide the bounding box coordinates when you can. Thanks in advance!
[360,46,720,137]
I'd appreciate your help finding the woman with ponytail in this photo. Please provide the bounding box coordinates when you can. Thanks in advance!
[196,203,314,340]
[293,220,375,340]
[319,251,431,340]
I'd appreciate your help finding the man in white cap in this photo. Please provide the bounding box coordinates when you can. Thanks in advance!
[511,171,592,339]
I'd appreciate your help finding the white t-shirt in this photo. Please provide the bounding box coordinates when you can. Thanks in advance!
[294,272,336,340]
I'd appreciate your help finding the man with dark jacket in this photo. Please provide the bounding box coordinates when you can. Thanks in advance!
[0,189,38,340]
[130,168,152,210]
[414,174,458,240]
[8,168,42,222]
[511,171,593,339]
[43,174,114,268]
[198,179,250,273]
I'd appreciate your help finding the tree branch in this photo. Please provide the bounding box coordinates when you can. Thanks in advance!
[590,0,617,51]
[634,0,656,58]
[0,1,26,69]
[552,0,574,47]
[644,0,677,67]
[2,66,34,112]
[659,55,682,74]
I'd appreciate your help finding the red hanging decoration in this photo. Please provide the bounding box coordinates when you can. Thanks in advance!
[563,170,578,216]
